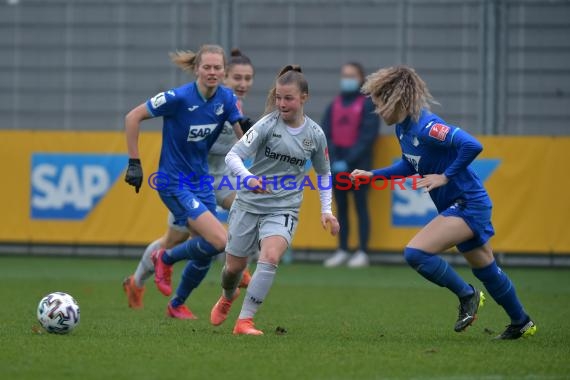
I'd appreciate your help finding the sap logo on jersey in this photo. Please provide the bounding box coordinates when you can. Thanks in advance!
[187,124,217,141]
[391,159,500,227]
[30,153,128,220]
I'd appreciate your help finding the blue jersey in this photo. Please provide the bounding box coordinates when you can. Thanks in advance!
[374,109,490,212]
[146,82,242,193]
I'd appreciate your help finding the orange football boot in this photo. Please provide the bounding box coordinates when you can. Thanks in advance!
[122,275,145,309]
[238,269,252,288]
[233,318,263,336]
[210,289,240,326]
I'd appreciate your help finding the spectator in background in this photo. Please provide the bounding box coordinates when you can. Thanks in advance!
[322,62,380,268]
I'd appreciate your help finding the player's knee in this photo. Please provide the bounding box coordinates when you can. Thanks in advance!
[207,232,227,252]
[259,246,284,265]
[225,256,247,274]
[404,246,429,268]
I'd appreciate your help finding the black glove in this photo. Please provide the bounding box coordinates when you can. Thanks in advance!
[239,117,254,133]
[125,158,143,193]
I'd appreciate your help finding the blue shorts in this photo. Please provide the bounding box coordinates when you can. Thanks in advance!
[159,189,217,230]
[440,200,495,253]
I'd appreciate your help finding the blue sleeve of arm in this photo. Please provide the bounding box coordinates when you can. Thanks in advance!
[371,158,416,178]
[226,92,243,124]
[146,90,178,118]
[443,129,483,178]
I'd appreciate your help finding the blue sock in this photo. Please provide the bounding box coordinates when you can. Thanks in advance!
[162,236,221,265]
[404,247,474,298]
[472,260,527,325]
[170,258,213,307]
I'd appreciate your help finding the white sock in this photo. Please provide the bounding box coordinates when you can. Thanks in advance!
[238,262,277,319]
[133,239,162,288]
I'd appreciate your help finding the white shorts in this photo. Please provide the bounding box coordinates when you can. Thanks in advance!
[225,205,299,258]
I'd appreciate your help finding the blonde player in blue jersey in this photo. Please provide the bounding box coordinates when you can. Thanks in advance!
[123,49,255,312]
[209,65,340,335]
[124,45,244,319]
[351,66,536,340]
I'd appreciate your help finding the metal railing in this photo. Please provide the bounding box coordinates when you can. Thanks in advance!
[0,0,568,134]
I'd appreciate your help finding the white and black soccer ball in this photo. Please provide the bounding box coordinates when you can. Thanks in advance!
[37,292,80,334]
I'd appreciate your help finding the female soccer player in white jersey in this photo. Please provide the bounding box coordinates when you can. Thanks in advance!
[122,49,255,311]
[124,45,245,319]
[351,66,535,340]
[209,65,340,335]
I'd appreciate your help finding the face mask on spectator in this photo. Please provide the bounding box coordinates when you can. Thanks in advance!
[340,78,360,93]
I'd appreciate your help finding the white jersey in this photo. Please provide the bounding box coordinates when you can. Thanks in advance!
[208,121,237,176]
[230,111,330,214]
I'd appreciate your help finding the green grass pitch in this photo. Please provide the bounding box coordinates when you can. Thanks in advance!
[1,256,569,380]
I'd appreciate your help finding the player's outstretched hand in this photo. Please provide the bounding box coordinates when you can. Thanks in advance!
[415,173,449,192]
[349,169,373,181]
[246,176,271,194]
[125,158,143,193]
[321,213,340,236]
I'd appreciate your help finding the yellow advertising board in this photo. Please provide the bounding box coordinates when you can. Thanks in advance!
[0,131,568,254]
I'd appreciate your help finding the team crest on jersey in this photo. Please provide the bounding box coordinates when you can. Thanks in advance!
[302,138,314,151]
[187,124,217,142]
[150,92,166,109]
[428,123,450,141]
[214,103,224,116]
[189,199,200,209]
[242,129,258,147]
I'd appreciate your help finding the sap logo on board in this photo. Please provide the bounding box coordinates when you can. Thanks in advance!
[391,159,500,227]
[30,153,128,220]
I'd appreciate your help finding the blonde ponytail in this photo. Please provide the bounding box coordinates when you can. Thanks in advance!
[169,44,226,74]
[169,50,197,72]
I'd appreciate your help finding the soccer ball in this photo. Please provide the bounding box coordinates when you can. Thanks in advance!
[37,292,80,334]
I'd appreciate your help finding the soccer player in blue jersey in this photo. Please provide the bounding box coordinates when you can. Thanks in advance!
[122,49,255,311]
[124,44,244,319]
[351,66,536,340]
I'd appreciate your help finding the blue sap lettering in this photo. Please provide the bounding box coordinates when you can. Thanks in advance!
[30,153,127,220]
